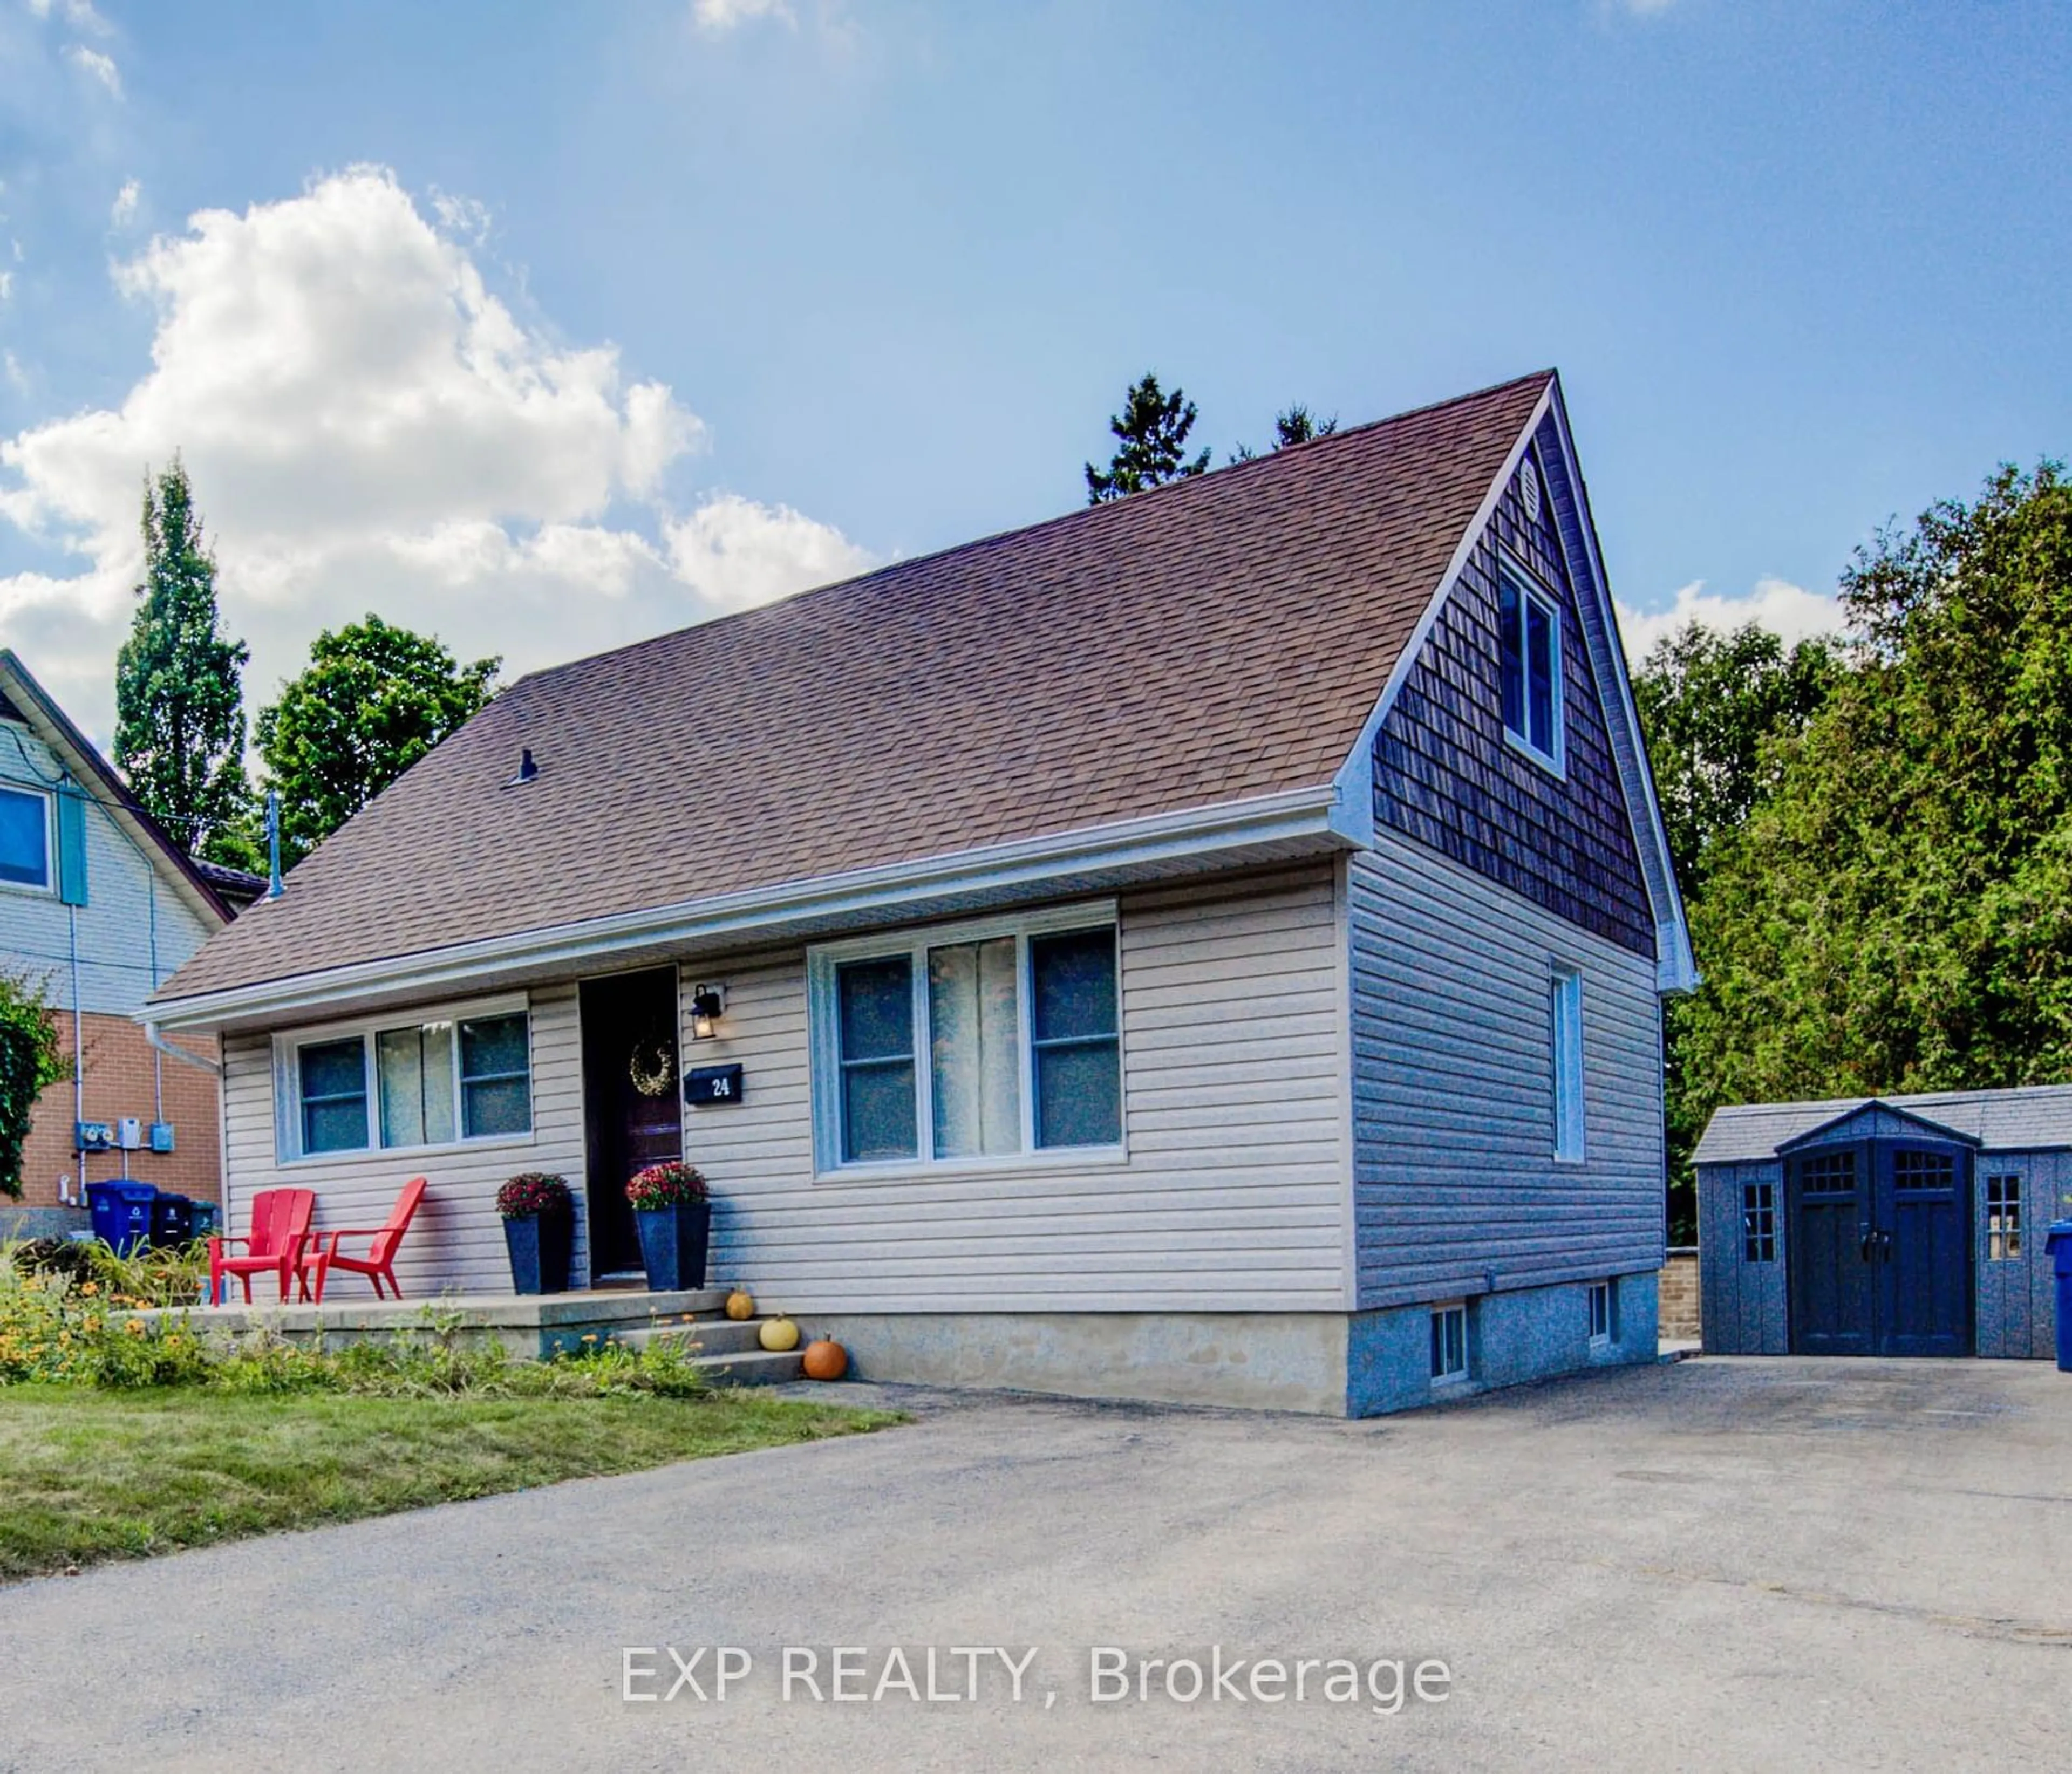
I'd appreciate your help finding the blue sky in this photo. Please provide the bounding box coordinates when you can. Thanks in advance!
[1,0,2068,736]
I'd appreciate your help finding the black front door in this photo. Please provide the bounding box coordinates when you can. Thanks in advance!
[580,968,682,1282]
[1788,1140,1972,1356]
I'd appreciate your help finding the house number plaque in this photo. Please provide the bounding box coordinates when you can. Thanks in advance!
[684,1063,745,1107]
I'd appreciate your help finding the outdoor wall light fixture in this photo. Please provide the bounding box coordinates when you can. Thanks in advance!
[689,984,727,1041]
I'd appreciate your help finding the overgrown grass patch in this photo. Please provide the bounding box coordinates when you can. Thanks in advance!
[0,1384,899,1582]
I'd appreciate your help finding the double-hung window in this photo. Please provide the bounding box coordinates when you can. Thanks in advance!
[0,783,51,890]
[1551,970,1585,1163]
[285,999,533,1159]
[812,906,1123,1173]
[1498,567,1563,769]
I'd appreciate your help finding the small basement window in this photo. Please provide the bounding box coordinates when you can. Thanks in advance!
[1742,1180,1777,1263]
[1986,1175,2023,1261]
[1430,1302,1469,1383]
[1498,568,1563,770]
[1587,1279,1614,1345]
[0,783,51,890]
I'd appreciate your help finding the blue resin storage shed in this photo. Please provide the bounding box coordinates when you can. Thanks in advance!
[1694,1088,2072,1359]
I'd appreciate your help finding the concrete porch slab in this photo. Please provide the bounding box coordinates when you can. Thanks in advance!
[141,1286,732,1359]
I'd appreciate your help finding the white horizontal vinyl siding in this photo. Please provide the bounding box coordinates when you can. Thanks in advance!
[1349,833,1664,1308]
[685,865,1349,1313]
[0,720,217,1015]
[219,984,585,1297]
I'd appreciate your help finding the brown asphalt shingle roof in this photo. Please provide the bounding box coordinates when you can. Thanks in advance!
[157,370,1552,1002]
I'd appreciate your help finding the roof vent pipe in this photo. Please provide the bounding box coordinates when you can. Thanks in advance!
[507,747,539,788]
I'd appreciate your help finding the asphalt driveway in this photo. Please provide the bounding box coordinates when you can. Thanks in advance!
[2,1356,2067,1772]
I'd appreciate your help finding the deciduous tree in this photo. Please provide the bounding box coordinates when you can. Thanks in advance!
[256,615,498,866]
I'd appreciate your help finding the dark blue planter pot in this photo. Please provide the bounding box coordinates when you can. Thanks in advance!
[503,1210,573,1295]
[634,1199,711,1293]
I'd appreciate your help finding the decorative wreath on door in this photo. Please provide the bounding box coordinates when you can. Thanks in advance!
[628,1035,677,1097]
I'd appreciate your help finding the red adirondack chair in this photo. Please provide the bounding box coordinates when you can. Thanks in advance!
[208,1188,317,1305]
[302,1178,427,1305]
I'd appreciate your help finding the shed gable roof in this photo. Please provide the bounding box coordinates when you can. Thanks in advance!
[155,371,1577,1011]
[1696,1085,2072,1165]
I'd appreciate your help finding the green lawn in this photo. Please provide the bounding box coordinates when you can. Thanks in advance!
[0,1385,899,1582]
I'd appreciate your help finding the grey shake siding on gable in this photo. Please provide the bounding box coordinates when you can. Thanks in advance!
[1373,434,1654,958]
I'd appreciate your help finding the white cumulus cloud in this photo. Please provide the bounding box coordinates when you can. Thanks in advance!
[108,178,139,228]
[0,167,868,738]
[1616,576,1844,665]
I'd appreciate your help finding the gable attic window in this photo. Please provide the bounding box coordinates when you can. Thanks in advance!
[1498,566,1564,772]
[809,904,1123,1175]
[0,783,52,891]
[283,998,533,1160]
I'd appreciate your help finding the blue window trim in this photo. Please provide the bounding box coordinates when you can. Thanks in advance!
[806,900,1128,1182]
[1497,557,1566,777]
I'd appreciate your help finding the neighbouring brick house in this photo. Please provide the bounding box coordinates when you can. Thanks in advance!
[0,651,261,1237]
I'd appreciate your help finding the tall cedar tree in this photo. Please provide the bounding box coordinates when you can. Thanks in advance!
[1671,462,2072,1196]
[256,614,498,868]
[1628,621,1838,1240]
[1085,373,1211,503]
[113,462,256,867]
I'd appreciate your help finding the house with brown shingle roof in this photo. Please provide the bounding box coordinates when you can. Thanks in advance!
[145,370,1693,1415]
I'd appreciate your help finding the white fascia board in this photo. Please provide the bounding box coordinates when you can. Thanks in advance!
[1326,380,1555,849]
[145,783,1348,1032]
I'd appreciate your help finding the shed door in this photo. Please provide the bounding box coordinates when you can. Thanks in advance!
[1788,1145,1875,1355]
[1876,1144,1973,1357]
[1788,1139,1973,1356]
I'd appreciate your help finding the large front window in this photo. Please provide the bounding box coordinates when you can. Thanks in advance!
[287,1000,532,1159]
[813,908,1122,1172]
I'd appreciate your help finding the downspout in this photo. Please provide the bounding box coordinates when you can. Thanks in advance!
[69,903,83,1201]
[145,1023,224,1077]
[149,873,163,1121]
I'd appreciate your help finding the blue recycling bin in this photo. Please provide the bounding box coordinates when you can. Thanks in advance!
[2049,1222,2072,1373]
[85,1181,159,1256]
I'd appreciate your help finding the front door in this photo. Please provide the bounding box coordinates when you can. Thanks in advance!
[580,968,683,1282]
[1788,1140,1972,1356]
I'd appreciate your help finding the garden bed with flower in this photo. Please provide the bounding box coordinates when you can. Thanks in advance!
[0,1240,899,1583]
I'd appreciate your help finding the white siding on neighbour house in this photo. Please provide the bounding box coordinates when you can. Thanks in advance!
[0,718,217,1014]
[1349,833,1664,1308]
[683,864,1349,1313]
[219,984,587,1297]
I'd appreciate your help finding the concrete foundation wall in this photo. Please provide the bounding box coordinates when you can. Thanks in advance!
[1347,1272,1659,1417]
[805,1310,1352,1417]
[809,1275,1660,1418]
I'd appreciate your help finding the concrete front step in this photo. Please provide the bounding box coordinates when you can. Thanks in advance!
[614,1316,767,1357]
[690,1348,807,1387]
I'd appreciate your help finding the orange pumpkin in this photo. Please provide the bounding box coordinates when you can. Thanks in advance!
[724,1289,755,1321]
[759,1315,801,1353]
[801,1338,849,1382]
